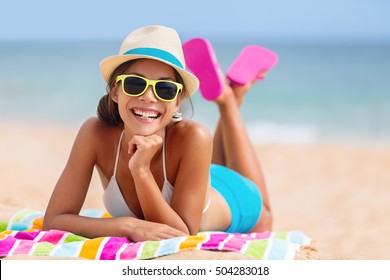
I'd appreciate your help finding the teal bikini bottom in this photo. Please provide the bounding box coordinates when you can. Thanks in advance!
[210,164,262,233]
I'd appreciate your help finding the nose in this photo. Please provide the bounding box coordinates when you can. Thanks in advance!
[139,85,157,103]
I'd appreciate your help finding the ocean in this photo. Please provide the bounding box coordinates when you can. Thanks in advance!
[1,40,389,145]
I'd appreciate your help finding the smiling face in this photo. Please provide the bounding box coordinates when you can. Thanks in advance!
[111,59,182,136]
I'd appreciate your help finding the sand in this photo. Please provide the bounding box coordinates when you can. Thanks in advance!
[1,121,389,260]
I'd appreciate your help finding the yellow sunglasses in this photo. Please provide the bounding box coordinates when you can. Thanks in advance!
[116,74,183,102]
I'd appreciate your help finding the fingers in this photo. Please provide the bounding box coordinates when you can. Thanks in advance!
[127,135,163,171]
[149,223,187,240]
[128,135,162,154]
[129,221,188,242]
[152,230,187,241]
[128,140,137,156]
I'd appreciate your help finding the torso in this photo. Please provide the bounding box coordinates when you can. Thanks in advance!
[90,117,231,231]
[102,129,175,218]
[95,124,167,219]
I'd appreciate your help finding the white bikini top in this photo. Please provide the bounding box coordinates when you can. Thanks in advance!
[103,130,210,217]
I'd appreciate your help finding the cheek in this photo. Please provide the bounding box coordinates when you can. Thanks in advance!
[166,101,180,116]
[157,103,178,125]
[116,94,132,118]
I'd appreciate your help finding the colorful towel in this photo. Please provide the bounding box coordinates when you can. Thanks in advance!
[0,209,311,260]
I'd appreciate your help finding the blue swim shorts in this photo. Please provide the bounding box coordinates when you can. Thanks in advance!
[210,164,262,233]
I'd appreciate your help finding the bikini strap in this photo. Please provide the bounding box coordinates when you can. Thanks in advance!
[162,128,168,182]
[113,130,125,176]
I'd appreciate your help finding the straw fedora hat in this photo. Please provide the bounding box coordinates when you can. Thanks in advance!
[100,25,199,96]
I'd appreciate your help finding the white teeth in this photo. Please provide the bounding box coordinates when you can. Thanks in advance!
[133,109,159,120]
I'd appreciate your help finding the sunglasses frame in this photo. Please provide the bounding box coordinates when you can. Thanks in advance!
[116,74,183,102]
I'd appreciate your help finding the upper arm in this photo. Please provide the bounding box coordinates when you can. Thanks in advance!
[44,118,101,224]
[169,122,213,234]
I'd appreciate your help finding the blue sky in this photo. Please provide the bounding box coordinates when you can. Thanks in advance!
[1,0,389,42]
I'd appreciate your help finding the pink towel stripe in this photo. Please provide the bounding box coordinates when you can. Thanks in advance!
[0,237,17,255]
[99,237,129,260]
[14,231,40,240]
[117,242,143,260]
[13,240,36,254]
[200,233,229,250]
[37,230,67,245]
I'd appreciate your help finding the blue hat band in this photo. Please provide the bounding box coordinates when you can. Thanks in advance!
[123,47,184,69]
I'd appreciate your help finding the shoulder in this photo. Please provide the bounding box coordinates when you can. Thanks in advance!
[168,119,212,145]
[78,117,121,138]
[167,120,213,154]
[67,117,122,168]
[74,117,122,152]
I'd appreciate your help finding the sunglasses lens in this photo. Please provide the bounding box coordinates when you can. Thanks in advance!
[155,82,178,100]
[123,76,147,95]
[120,75,180,101]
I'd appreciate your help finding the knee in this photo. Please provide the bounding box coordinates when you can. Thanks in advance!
[262,209,273,231]
[251,208,273,232]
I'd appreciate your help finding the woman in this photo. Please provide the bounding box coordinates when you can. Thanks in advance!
[43,25,272,241]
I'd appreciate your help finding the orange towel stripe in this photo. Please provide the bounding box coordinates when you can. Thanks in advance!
[32,217,44,230]
[179,235,207,250]
[79,237,105,259]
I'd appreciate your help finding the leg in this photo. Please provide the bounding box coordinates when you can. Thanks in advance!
[211,122,226,166]
[213,79,272,231]
[211,78,245,166]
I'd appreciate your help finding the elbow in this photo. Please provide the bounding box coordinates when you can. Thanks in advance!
[42,213,56,231]
[42,216,51,231]
[260,208,273,231]
[187,224,199,236]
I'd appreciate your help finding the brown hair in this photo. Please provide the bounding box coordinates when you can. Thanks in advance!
[97,61,133,126]
[97,59,193,126]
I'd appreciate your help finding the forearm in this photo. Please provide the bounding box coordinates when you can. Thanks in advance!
[132,168,190,234]
[43,212,187,242]
[43,213,131,239]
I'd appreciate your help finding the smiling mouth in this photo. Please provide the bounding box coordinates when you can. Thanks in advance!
[131,108,161,121]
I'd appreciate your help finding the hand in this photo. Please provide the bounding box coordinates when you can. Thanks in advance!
[128,134,163,173]
[121,218,187,242]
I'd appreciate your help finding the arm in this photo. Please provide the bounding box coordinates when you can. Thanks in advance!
[128,133,191,234]
[169,122,213,235]
[43,118,99,236]
[43,118,185,241]
[129,122,213,235]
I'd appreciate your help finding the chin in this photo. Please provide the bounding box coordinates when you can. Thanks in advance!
[133,124,166,136]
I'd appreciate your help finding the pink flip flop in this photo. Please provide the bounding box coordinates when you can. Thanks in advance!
[227,45,278,85]
[182,38,224,101]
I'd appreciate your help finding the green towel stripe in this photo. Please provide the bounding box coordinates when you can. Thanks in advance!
[244,239,268,259]
[64,233,87,243]
[0,221,8,232]
[32,242,55,256]
[139,241,161,259]
[273,232,287,240]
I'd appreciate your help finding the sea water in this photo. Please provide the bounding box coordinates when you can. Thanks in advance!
[1,40,389,145]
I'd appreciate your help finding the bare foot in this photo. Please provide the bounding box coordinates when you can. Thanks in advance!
[230,79,257,107]
[213,81,236,107]
[213,70,258,107]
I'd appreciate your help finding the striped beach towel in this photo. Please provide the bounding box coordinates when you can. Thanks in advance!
[0,209,311,260]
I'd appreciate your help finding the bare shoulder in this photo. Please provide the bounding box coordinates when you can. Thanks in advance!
[167,120,213,152]
[166,120,213,164]
[165,120,213,183]
[78,117,121,141]
[73,117,122,157]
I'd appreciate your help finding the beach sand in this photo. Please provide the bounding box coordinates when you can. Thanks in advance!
[1,121,389,260]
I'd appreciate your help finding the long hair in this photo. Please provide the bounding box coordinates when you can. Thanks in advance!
[96,61,134,126]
